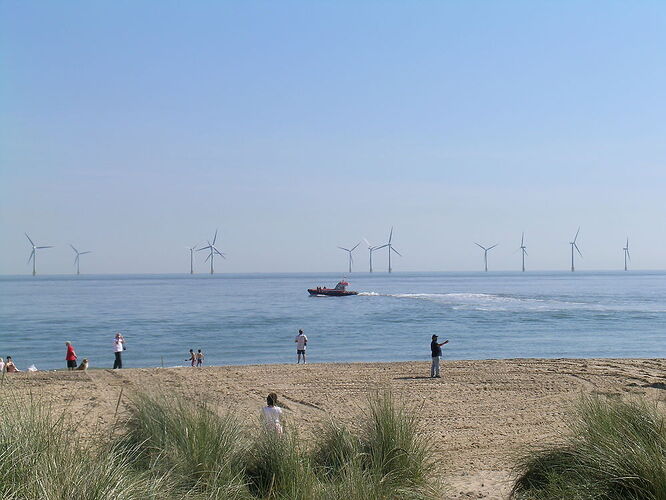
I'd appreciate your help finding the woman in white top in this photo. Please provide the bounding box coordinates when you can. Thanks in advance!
[262,392,284,434]
[113,332,125,369]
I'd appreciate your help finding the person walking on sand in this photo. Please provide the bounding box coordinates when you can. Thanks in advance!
[430,334,449,378]
[186,349,196,366]
[295,329,308,364]
[113,332,125,369]
[262,392,284,434]
[196,349,204,367]
[65,341,77,370]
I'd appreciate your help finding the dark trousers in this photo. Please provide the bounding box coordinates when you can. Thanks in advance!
[113,351,122,369]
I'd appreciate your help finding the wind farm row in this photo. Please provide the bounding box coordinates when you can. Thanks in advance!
[22,227,633,276]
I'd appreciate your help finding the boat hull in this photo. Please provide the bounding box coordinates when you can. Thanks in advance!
[308,289,358,296]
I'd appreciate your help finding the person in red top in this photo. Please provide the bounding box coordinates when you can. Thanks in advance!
[65,341,77,370]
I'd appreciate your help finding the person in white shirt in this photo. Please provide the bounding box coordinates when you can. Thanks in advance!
[294,329,308,364]
[113,332,125,369]
[262,392,284,434]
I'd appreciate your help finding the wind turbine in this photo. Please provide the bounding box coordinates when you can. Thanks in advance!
[186,242,202,275]
[25,233,53,276]
[70,244,92,275]
[569,227,582,272]
[364,238,387,273]
[519,233,528,272]
[383,227,402,273]
[474,242,498,272]
[197,230,225,274]
[338,242,360,273]
[623,237,630,271]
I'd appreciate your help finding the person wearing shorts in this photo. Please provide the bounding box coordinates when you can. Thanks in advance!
[295,329,308,364]
[65,341,77,370]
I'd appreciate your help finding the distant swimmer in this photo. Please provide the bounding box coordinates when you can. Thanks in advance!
[295,329,308,364]
[430,335,449,378]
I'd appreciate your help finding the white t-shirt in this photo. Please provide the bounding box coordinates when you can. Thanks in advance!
[262,405,283,433]
[113,338,124,352]
[295,334,308,350]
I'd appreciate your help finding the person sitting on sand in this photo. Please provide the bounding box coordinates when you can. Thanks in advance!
[4,356,19,373]
[430,335,449,378]
[262,392,284,434]
[196,349,204,367]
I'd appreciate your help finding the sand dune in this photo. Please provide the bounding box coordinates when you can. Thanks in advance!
[2,358,665,499]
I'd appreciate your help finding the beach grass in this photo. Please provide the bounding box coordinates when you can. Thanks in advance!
[511,395,666,500]
[0,396,163,500]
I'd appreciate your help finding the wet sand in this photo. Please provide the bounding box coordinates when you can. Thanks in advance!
[2,358,665,499]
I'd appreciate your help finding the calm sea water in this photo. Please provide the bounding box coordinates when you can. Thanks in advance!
[0,272,664,371]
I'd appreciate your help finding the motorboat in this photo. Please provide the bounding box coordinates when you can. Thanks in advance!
[308,280,358,296]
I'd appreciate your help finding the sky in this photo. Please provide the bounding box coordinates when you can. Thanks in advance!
[1,1,665,274]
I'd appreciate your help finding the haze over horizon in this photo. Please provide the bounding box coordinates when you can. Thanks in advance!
[2,1,665,275]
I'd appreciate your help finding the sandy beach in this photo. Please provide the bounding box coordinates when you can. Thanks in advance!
[2,358,665,499]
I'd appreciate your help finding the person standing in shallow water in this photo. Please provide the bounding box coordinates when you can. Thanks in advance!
[65,341,77,370]
[113,333,125,369]
[196,349,204,367]
[430,334,449,378]
[187,349,196,367]
[295,329,308,364]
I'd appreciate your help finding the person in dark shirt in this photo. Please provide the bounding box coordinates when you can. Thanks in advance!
[430,335,449,378]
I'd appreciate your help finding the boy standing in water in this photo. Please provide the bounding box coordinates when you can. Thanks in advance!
[196,349,204,367]
[295,329,308,364]
[186,349,196,366]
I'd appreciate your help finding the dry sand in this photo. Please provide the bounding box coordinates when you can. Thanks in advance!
[2,358,665,499]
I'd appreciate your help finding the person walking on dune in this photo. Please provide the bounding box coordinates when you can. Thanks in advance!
[295,329,308,364]
[65,341,77,370]
[113,332,125,369]
[430,334,449,378]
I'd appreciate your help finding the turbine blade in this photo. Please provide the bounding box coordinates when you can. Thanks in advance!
[474,242,485,250]
[74,255,79,265]
[488,244,498,251]
[25,233,34,246]
[374,244,388,250]
[351,242,360,251]
[391,247,402,257]
[575,243,582,257]
[521,232,524,246]
[204,253,211,262]
[338,247,350,252]
[389,227,393,243]
[28,250,35,263]
[80,251,92,255]
[524,249,528,256]
[212,229,218,245]
[574,227,580,243]
[70,244,78,253]
[37,246,53,249]
[363,238,372,248]
[627,250,631,261]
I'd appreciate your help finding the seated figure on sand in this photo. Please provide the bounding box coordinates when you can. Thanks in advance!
[262,392,284,434]
[77,358,89,371]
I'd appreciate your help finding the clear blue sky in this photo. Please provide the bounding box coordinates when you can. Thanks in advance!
[1,1,665,274]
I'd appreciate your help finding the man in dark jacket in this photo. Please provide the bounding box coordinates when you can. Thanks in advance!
[430,334,449,378]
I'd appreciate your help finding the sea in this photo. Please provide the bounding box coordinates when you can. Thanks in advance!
[0,271,664,371]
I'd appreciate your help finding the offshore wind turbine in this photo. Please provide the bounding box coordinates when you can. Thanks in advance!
[519,233,528,272]
[338,242,360,273]
[569,227,582,272]
[623,237,630,271]
[383,227,402,273]
[69,244,92,275]
[186,242,202,274]
[25,233,53,276]
[364,238,387,273]
[197,230,225,274]
[475,242,498,272]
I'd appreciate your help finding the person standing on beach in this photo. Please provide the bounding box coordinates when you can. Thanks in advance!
[65,341,77,370]
[186,349,196,366]
[295,329,308,364]
[430,335,449,378]
[196,349,204,367]
[262,392,284,434]
[113,332,125,369]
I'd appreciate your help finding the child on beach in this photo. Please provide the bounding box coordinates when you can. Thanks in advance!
[262,392,284,434]
[187,349,196,367]
[196,349,204,367]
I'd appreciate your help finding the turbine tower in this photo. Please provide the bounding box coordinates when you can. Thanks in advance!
[186,242,201,275]
[197,230,225,274]
[25,233,53,276]
[519,233,528,272]
[337,242,360,273]
[364,238,387,273]
[623,237,630,271]
[474,242,498,272]
[569,227,582,272]
[384,227,402,273]
[70,244,92,275]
